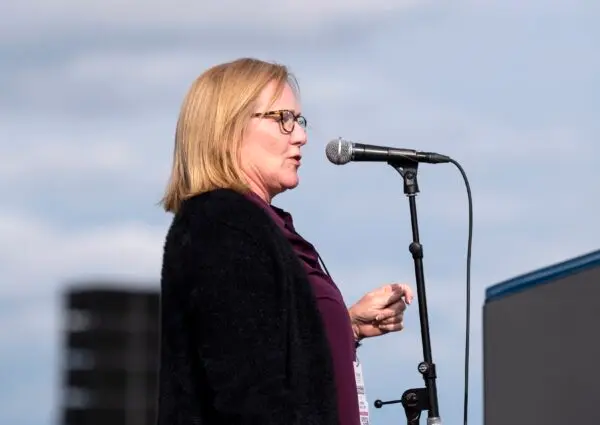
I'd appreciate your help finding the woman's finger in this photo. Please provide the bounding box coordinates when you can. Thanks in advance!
[377,313,403,325]
[375,300,406,321]
[378,321,404,332]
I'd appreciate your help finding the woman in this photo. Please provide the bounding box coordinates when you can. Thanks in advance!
[157,58,413,425]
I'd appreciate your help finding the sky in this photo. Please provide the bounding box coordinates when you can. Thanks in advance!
[1,1,599,424]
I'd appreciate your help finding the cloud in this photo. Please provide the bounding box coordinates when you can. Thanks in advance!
[0,138,141,181]
[8,0,423,26]
[0,210,165,300]
[3,0,428,44]
[463,0,595,15]
[0,353,57,425]
[4,0,592,44]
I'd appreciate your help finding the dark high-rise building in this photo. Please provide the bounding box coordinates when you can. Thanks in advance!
[483,249,600,425]
[59,285,160,425]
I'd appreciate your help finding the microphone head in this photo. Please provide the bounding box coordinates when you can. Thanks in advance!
[325,138,352,165]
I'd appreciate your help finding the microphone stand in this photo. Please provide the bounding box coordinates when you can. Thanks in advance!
[373,160,442,425]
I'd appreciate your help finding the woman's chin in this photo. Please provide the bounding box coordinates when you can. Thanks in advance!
[281,173,300,191]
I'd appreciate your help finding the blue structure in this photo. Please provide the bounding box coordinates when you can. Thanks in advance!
[485,249,600,303]
[483,248,600,425]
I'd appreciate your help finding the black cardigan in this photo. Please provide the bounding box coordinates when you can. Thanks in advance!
[156,188,339,425]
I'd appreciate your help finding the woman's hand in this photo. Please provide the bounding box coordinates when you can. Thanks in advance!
[348,283,414,342]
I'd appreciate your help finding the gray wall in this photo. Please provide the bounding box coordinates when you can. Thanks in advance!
[484,266,600,425]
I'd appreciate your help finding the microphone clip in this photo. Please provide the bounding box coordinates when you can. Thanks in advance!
[388,160,420,196]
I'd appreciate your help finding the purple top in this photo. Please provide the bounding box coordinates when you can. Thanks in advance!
[246,192,360,425]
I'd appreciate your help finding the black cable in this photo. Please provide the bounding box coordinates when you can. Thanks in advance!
[449,158,473,425]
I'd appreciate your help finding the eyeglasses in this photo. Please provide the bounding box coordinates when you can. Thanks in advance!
[251,109,307,134]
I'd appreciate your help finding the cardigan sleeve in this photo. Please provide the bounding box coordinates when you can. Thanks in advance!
[186,221,295,423]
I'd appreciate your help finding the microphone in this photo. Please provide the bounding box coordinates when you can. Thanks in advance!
[325,137,451,165]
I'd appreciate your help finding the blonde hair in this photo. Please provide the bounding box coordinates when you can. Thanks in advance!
[161,58,298,213]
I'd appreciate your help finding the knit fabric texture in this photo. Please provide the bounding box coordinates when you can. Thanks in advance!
[156,188,339,425]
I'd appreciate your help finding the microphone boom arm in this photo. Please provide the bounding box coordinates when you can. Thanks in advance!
[373,158,442,425]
